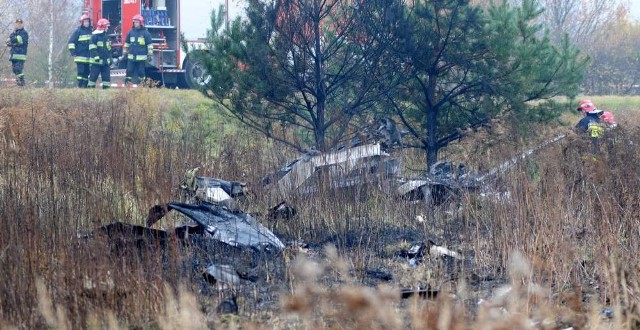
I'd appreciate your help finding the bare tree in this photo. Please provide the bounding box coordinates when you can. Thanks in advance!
[0,1,28,79]
[48,0,55,88]
[28,0,80,87]
[0,0,81,86]
[539,0,626,47]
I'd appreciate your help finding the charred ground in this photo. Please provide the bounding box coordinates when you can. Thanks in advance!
[0,89,639,329]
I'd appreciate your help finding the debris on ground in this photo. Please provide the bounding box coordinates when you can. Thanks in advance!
[180,167,248,207]
[203,264,242,286]
[601,307,614,318]
[400,286,439,299]
[398,240,464,267]
[203,264,259,286]
[263,143,401,198]
[263,143,488,205]
[267,201,297,221]
[147,201,285,250]
[397,161,484,204]
[78,221,172,251]
[216,297,239,315]
[364,269,393,282]
[81,221,169,240]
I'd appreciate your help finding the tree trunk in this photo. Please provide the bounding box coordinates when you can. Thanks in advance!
[425,72,438,169]
[425,110,438,169]
[48,0,54,89]
[313,0,326,151]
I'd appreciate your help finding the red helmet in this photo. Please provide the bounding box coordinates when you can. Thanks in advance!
[577,99,596,113]
[96,18,110,31]
[600,111,616,125]
[133,14,144,26]
[79,14,90,24]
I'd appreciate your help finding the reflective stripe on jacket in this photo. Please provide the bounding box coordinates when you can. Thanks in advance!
[89,32,112,66]
[124,27,153,61]
[8,28,29,61]
[68,26,93,63]
[576,111,606,138]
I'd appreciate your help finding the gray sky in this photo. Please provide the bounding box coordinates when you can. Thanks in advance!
[630,1,640,21]
[180,0,244,41]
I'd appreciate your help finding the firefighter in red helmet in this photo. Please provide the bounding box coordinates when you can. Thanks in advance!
[575,99,618,153]
[575,100,605,138]
[88,18,112,89]
[123,14,153,87]
[68,14,93,88]
[576,99,617,130]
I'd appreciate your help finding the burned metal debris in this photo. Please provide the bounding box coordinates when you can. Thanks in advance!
[261,143,484,205]
[147,201,285,251]
[398,240,464,267]
[181,167,248,207]
[400,287,439,300]
[203,264,242,286]
[203,264,259,286]
[267,201,297,221]
[260,128,569,205]
[264,143,401,198]
[397,161,485,204]
[78,221,172,253]
[85,221,170,240]
[216,297,239,315]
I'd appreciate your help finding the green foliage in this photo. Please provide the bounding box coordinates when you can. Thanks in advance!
[197,0,400,152]
[387,0,587,166]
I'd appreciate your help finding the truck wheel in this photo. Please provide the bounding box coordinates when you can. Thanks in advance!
[180,52,211,89]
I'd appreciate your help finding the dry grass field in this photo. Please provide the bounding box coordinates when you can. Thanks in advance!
[0,89,638,329]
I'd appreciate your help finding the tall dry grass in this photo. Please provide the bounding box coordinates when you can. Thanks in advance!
[0,88,638,329]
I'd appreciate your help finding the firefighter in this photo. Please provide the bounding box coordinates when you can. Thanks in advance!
[88,19,112,89]
[575,100,608,154]
[575,100,607,136]
[5,18,29,87]
[68,14,93,88]
[577,99,617,128]
[123,14,153,87]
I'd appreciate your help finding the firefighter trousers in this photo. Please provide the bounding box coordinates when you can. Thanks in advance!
[126,60,146,85]
[88,64,111,89]
[11,60,25,86]
[76,62,91,88]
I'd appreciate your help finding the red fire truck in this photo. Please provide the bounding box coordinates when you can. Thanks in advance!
[85,0,243,88]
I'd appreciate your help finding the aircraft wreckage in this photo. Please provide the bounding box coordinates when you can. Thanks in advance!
[80,119,567,283]
[146,201,285,250]
[83,118,564,250]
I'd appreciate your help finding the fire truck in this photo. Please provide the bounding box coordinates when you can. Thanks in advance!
[85,0,244,88]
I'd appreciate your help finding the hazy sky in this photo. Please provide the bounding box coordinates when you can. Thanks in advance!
[631,1,640,21]
[180,0,244,40]
[178,0,640,39]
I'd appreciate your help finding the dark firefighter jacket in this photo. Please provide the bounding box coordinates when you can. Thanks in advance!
[7,28,29,61]
[68,25,93,63]
[575,110,605,138]
[89,31,112,66]
[124,27,153,61]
